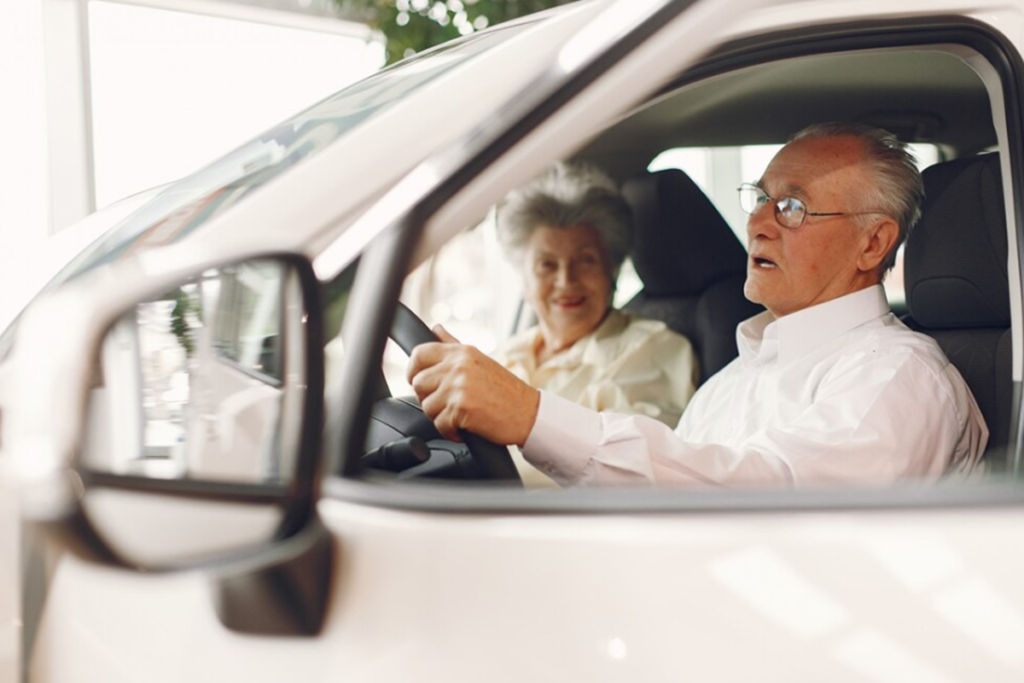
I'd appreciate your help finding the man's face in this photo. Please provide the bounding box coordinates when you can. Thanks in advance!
[743,135,884,318]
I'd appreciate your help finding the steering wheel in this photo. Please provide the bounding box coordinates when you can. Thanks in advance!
[383,302,522,484]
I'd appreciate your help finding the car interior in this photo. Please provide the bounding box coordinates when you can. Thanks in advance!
[576,43,1013,471]
[621,168,763,383]
[359,38,1018,484]
[903,153,1011,468]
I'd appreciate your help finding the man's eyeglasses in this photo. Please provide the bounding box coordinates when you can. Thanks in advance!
[737,183,885,229]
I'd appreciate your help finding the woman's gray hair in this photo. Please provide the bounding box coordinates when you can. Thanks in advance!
[497,162,632,277]
[790,122,925,275]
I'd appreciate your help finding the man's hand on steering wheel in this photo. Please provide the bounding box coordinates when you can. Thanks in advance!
[407,325,540,448]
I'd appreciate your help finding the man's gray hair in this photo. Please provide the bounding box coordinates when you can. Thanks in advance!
[497,162,632,277]
[790,122,925,275]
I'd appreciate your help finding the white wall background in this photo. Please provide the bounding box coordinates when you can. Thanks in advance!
[89,1,383,208]
[0,0,384,333]
[0,1,52,347]
[0,2,383,680]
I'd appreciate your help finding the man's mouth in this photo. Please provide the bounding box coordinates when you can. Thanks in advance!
[752,256,778,269]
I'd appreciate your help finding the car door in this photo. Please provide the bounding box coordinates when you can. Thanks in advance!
[18,0,1024,681]
[312,3,1024,682]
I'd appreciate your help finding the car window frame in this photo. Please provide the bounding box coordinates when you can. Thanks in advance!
[322,12,1024,511]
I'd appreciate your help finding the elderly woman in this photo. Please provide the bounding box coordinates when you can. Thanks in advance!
[493,162,698,432]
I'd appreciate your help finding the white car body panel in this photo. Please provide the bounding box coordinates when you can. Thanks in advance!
[5,0,1024,680]
[31,499,1024,681]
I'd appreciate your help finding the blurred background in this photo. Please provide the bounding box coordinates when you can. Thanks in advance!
[0,0,575,333]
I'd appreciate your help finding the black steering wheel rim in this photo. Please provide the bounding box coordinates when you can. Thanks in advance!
[390,302,522,484]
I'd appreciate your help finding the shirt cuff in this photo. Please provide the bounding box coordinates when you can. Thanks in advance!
[522,391,602,482]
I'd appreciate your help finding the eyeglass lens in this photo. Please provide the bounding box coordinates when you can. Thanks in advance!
[738,184,806,229]
[775,197,806,228]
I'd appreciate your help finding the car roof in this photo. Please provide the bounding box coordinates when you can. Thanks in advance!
[580,46,993,179]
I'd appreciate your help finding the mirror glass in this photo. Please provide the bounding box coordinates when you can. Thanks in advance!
[82,258,306,486]
[77,257,310,566]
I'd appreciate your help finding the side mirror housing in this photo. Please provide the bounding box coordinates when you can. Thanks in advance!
[4,253,329,634]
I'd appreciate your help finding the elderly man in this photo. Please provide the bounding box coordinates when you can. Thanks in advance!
[408,123,988,486]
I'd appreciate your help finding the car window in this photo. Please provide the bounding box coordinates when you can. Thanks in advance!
[354,40,1015,492]
[386,139,945,396]
[391,139,943,359]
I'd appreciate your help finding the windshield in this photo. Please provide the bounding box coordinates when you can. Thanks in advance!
[54,22,532,286]
[0,21,534,361]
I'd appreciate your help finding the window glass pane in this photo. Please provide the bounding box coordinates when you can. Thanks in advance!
[88,1,385,208]
[648,147,709,189]
[740,144,784,185]
[881,143,941,308]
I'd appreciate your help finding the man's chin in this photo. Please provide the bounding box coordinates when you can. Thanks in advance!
[743,282,764,305]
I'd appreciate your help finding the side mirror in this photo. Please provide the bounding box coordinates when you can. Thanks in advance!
[24,255,324,573]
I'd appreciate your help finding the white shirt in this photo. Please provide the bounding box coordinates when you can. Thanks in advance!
[523,286,988,487]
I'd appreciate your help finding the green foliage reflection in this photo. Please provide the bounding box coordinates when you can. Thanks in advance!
[337,0,578,64]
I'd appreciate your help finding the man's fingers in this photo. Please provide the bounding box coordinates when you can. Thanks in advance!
[406,341,449,384]
[404,336,533,445]
[409,363,444,403]
[406,336,469,383]
[433,405,465,442]
[420,392,463,441]
[432,324,461,344]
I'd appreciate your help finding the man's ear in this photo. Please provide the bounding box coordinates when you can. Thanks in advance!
[857,218,900,274]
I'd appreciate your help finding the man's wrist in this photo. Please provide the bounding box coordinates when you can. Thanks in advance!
[516,386,541,448]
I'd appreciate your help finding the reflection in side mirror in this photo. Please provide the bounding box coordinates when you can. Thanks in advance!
[84,259,300,483]
[75,257,315,567]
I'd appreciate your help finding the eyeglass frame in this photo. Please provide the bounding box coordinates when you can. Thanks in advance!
[736,182,887,229]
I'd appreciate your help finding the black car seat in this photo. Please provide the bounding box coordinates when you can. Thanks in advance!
[622,168,763,385]
[903,153,1013,468]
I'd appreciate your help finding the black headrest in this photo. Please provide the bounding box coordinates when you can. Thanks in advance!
[622,169,748,296]
[905,154,1009,328]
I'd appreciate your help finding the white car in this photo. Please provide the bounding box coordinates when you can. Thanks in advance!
[5,0,1024,680]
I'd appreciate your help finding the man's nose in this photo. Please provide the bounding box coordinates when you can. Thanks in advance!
[747,202,781,241]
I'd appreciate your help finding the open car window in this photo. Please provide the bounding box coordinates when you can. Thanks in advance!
[397,137,946,363]
[335,33,1021,494]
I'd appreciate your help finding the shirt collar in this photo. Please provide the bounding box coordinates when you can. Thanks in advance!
[737,285,890,367]
[504,309,625,371]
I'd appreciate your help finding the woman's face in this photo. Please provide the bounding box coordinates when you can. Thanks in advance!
[522,224,614,348]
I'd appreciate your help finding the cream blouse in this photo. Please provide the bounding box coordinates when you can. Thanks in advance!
[496,309,698,426]
[494,309,699,486]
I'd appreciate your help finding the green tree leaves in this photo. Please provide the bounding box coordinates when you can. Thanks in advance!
[337,0,578,64]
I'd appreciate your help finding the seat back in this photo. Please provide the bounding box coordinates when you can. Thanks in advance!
[622,169,762,384]
[903,153,1012,466]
